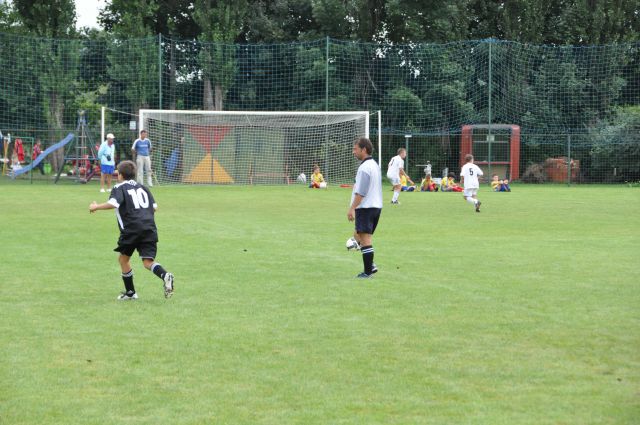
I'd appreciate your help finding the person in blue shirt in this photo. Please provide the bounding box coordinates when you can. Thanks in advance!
[98,133,116,192]
[131,129,153,187]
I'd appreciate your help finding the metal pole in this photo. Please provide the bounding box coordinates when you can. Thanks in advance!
[377,111,382,165]
[405,134,412,174]
[567,133,571,186]
[101,106,105,144]
[325,36,330,112]
[158,34,163,109]
[487,40,493,178]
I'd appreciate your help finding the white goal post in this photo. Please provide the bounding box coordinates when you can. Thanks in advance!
[137,110,382,185]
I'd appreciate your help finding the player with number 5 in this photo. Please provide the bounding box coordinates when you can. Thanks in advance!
[89,160,174,300]
[460,154,484,213]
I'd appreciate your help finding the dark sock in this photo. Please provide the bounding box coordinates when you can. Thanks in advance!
[151,263,167,279]
[122,270,135,293]
[361,245,374,275]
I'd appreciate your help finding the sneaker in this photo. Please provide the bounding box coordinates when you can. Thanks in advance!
[100,188,106,193]
[371,263,378,274]
[163,273,174,298]
[356,272,373,278]
[391,200,400,205]
[475,201,482,213]
[116,291,138,301]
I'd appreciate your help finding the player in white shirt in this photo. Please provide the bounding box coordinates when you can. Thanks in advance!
[386,148,414,205]
[348,137,383,278]
[460,154,483,212]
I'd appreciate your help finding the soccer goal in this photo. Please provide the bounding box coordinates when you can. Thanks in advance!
[138,110,380,185]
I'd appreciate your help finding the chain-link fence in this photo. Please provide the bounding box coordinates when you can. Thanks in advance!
[1,35,638,183]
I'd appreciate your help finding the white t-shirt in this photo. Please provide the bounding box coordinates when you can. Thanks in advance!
[460,163,484,189]
[352,157,383,209]
[386,155,404,179]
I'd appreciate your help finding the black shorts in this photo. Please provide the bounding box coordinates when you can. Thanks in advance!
[355,207,381,235]
[114,233,158,259]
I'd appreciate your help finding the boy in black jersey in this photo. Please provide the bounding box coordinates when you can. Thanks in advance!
[89,160,174,300]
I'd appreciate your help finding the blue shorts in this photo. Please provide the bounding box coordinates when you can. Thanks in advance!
[101,164,115,175]
[355,208,381,235]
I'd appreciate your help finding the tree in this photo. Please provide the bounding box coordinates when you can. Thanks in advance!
[12,0,79,172]
[193,0,248,110]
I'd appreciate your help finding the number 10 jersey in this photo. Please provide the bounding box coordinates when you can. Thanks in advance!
[107,180,158,242]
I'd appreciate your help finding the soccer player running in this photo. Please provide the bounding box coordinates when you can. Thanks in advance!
[386,147,414,205]
[460,154,484,212]
[89,160,174,300]
[347,137,383,278]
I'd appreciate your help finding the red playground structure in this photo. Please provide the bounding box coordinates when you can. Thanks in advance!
[460,124,520,181]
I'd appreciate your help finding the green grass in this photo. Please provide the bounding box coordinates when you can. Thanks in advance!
[1,181,638,424]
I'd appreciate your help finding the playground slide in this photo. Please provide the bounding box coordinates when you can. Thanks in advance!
[11,133,74,178]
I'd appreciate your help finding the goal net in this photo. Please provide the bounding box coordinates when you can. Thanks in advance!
[138,110,374,185]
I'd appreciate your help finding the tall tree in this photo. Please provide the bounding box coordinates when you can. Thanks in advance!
[100,0,160,113]
[12,0,79,171]
[193,0,248,110]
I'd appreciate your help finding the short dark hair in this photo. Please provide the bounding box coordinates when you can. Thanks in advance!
[465,154,474,162]
[117,160,136,180]
[448,172,455,178]
[355,137,373,155]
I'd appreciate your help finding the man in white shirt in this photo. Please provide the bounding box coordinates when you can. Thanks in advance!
[386,148,414,205]
[460,154,484,212]
[348,137,382,278]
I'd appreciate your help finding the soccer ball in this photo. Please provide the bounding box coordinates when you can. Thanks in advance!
[346,237,360,251]
[296,173,306,184]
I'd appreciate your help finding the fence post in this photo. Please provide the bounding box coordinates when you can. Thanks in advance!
[325,36,330,112]
[487,39,493,178]
[158,34,163,109]
[567,133,571,186]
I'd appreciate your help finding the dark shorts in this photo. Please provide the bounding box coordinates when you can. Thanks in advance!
[114,233,158,259]
[101,164,115,175]
[355,207,381,235]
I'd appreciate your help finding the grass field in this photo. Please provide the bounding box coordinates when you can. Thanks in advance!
[1,181,638,424]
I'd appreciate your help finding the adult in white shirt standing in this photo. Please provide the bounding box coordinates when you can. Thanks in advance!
[348,137,383,278]
[98,133,116,193]
[460,154,484,212]
[386,147,414,205]
[131,129,153,187]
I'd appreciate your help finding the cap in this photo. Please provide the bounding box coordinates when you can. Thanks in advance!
[106,133,115,139]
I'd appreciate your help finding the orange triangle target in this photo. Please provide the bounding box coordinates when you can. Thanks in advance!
[183,153,234,184]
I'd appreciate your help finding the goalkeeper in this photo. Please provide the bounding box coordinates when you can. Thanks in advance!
[309,164,327,189]
[98,133,116,193]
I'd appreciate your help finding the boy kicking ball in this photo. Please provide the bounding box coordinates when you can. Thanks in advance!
[89,160,174,300]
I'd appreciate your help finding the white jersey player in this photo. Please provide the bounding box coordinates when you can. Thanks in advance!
[386,147,414,205]
[460,154,484,213]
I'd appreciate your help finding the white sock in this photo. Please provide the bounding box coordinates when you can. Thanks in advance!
[392,191,400,202]
[466,197,476,205]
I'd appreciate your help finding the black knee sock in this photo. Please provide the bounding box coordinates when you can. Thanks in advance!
[122,270,135,293]
[361,245,374,275]
[151,262,167,279]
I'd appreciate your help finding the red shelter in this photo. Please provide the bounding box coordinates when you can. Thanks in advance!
[460,124,520,181]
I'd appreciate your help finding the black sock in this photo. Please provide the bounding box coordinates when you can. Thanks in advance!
[151,262,167,279]
[361,245,374,275]
[122,270,135,293]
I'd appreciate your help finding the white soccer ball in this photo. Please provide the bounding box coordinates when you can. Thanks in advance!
[297,173,306,183]
[346,237,359,251]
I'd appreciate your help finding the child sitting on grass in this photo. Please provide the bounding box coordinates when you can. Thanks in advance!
[441,173,463,192]
[309,164,327,189]
[420,174,438,192]
[400,174,416,191]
